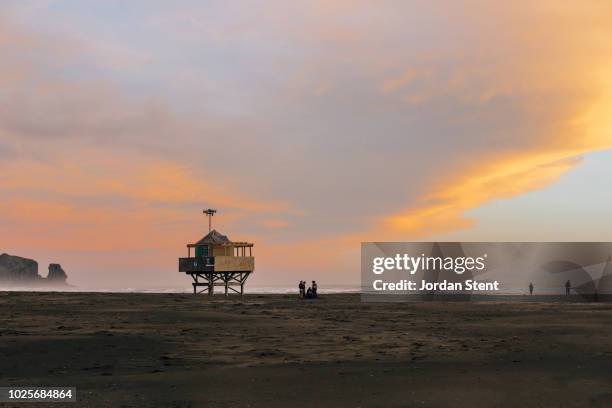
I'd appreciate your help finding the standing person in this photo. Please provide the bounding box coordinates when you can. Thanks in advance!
[565,280,571,296]
[312,280,318,298]
[529,282,534,295]
[298,281,305,298]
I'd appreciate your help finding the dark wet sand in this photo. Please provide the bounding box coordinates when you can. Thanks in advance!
[1,292,612,407]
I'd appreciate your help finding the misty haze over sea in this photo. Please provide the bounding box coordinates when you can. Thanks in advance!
[0,285,579,295]
[0,285,360,294]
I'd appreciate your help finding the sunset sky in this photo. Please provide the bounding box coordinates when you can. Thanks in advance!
[2,1,612,288]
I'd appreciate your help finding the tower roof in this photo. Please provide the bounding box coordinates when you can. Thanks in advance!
[194,229,231,245]
[187,229,254,248]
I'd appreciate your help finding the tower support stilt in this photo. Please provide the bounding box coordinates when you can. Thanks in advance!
[188,271,252,296]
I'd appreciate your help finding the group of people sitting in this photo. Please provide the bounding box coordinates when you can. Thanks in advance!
[298,280,318,299]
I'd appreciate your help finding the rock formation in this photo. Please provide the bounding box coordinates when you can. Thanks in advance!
[0,253,40,282]
[0,253,69,286]
[47,263,68,283]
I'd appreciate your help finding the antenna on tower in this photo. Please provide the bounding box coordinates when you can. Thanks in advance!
[203,208,217,232]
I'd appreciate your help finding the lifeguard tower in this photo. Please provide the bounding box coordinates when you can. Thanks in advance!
[178,209,254,295]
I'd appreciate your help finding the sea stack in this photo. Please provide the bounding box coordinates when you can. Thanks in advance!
[47,264,68,283]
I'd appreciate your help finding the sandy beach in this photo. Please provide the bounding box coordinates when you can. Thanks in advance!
[1,292,612,407]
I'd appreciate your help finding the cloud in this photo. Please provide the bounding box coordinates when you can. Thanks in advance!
[382,155,584,239]
[1,1,612,286]
[0,149,298,229]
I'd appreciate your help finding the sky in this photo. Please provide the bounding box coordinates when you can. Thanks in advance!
[1,0,612,288]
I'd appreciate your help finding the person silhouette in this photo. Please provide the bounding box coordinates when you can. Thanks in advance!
[312,280,318,298]
[529,282,534,295]
[565,280,571,296]
[298,281,305,298]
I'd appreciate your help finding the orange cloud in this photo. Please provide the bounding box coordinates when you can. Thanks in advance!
[0,149,300,254]
[381,153,584,239]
